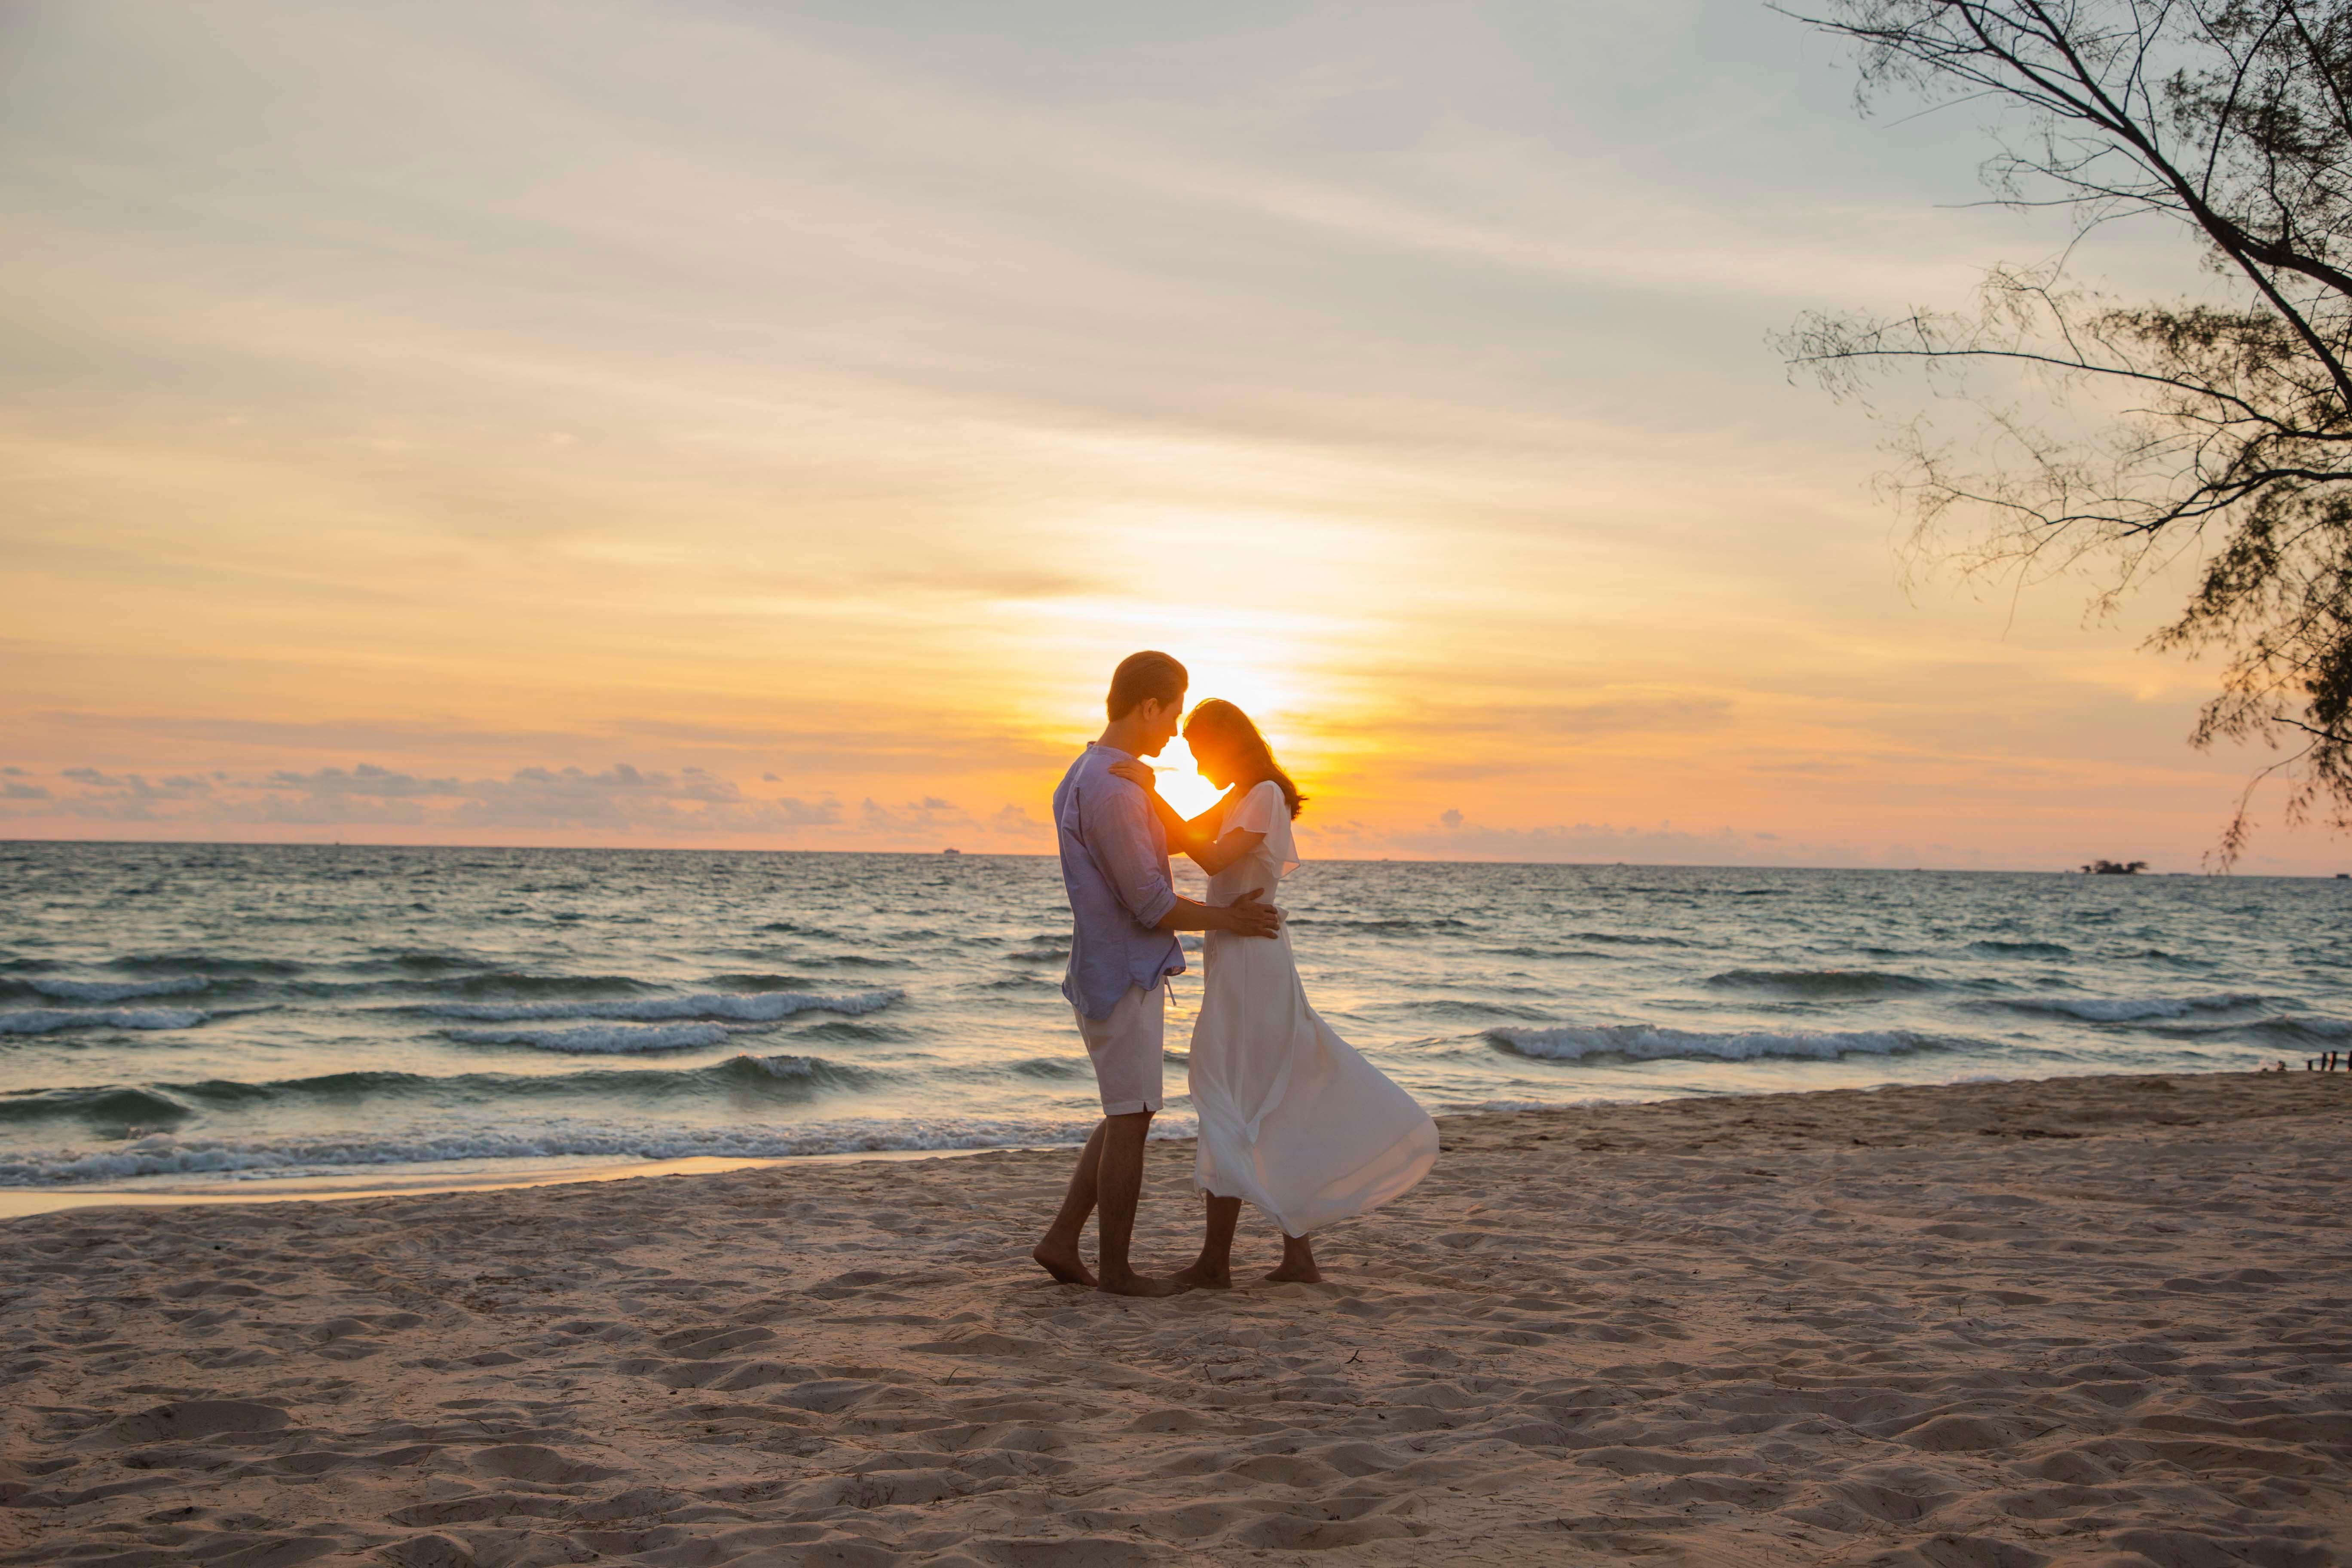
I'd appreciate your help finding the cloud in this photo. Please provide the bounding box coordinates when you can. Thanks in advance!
[763,796,843,828]
[851,795,1054,848]
[0,758,863,839]
[32,713,1067,777]
[490,763,744,805]
[1378,808,1913,868]
[1374,698,1739,780]
[43,769,217,817]
[1385,697,1736,743]
[262,764,462,798]
[0,753,1086,846]
[988,803,1050,841]
[858,796,968,839]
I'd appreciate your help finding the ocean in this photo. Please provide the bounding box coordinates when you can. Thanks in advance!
[3,841,2346,1194]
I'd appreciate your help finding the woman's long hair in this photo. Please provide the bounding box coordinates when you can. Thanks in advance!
[1183,699,1306,821]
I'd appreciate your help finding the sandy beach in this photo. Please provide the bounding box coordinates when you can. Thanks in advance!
[4,1072,2347,1567]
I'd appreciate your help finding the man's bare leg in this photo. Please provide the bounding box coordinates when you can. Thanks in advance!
[1032,1120,1106,1286]
[1171,1194,1240,1289]
[1266,1231,1321,1284]
[1094,1110,1185,1297]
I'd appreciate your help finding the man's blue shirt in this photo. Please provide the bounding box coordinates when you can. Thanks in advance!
[1053,743,1184,1019]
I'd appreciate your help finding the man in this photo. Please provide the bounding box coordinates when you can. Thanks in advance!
[1032,650,1284,1296]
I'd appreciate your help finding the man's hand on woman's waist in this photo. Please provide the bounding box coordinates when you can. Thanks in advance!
[1155,887,1280,939]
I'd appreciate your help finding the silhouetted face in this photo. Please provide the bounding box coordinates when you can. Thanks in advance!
[1188,726,1243,789]
[1131,694,1184,758]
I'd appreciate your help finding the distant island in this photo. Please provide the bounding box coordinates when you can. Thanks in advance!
[2081,859,2149,875]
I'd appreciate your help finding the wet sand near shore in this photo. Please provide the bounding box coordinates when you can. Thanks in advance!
[3,1072,2347,1567]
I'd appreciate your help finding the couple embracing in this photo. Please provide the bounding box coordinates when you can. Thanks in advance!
[1032,651,1438,1297]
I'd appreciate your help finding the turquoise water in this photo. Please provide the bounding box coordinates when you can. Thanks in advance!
[2,842,2345,1188]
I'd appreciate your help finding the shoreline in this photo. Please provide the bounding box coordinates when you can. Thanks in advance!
[4,1069,2346,1565]
[0,1147,1083,1222]
[0,1066,2238,1220]
[0,1061,2336,1219]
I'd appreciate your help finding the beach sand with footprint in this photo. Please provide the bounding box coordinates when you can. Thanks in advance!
[3,1072,2348,1566]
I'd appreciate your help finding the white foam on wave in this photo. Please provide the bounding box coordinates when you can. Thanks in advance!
[1490,1023,1932,1063]
[739,1053,818,1078]
[22,976,209,1003]
[442,1022,732,1053]
[420,988,902,1023]
[2002,992,2259,1023]
[0,1008,210,1035]
[0,1112,1201,1186]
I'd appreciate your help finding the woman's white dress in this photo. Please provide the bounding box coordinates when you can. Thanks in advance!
[1190,780,1439,1236]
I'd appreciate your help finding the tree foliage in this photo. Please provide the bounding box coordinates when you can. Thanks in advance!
[1776,0,2352,864]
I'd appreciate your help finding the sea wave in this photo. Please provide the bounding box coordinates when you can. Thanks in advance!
[1705,968,1941,997]
[4,976,210,1003]
[442,1023,734,1053]
[1966,940,2073,958]
[732,1053,842,1081]
[2140,1013,2352,1045]
[0,1112,1188,1187]
[415,987,901,1024]
[1488,1023,1942,1063]
[0,1008,210,1035]
[0,1054,870,1128]
[1482,945,1613,961]
[112,954,303,977]
[1286,916,1479,932]
[0,1085,196,1127]
[704,972,827,993]
[1994,992,2260,1023]
[432,972,658,998]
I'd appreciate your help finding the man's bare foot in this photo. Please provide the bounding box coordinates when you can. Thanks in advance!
[1170,1259,1232,1290]
[1032,1240,1097,1287]
[1097,1268,1190,1298]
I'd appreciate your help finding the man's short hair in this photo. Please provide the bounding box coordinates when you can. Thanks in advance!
[1106,651,1188,720]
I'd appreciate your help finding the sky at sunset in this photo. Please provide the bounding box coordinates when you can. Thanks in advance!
[4,0,2345,873]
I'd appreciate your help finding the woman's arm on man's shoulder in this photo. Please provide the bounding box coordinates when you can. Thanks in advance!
[1106,762,1235,863]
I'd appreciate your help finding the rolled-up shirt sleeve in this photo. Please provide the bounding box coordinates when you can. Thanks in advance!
[1085,785,1178,929]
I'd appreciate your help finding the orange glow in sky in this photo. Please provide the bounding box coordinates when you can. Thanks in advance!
[0,1,2342,874]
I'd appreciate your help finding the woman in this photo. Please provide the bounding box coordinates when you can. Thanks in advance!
[1112,700,1437,1285]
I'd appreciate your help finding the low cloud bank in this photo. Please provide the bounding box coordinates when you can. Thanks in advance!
[0,760,1054,850]
[1308,808,2000,870]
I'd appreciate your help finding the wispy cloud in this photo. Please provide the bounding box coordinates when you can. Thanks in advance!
[1351,808,1975,870]
[0,1,2337,869]
[6,760,902,842]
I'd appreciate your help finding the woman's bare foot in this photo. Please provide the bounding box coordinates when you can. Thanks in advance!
[1031,1240,1097,1288]
[1265,1234,1321,1283]
[1096,1266,1189,1297]
[1170,1259,1232,1290]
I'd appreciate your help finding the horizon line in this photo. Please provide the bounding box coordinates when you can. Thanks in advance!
[6,836,2324,878]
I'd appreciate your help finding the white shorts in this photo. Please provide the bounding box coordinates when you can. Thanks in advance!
[1074,983,1165,1117]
